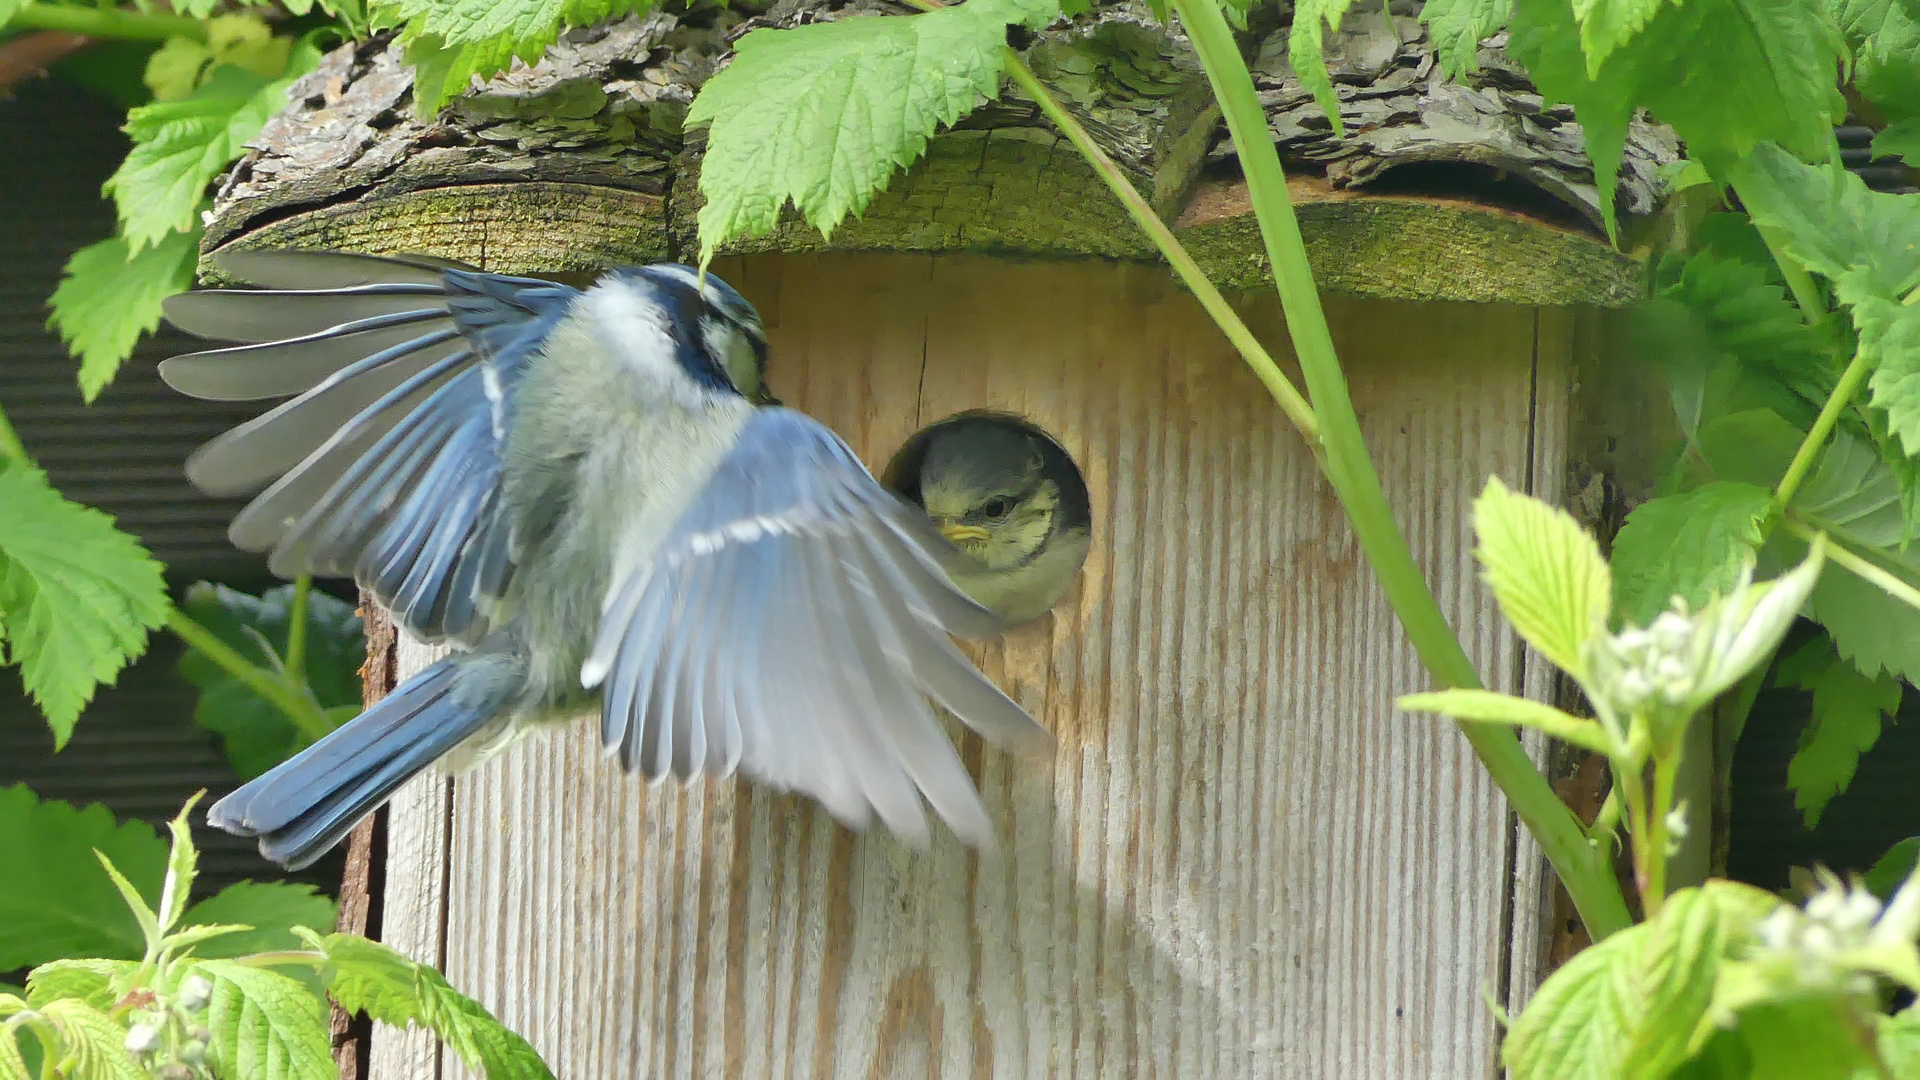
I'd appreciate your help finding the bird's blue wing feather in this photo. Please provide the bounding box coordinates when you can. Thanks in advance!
[162,249,577,646]
[582,408,1051,848]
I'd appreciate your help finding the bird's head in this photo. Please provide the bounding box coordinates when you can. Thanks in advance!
[912,421,1064,571]
[603,264,779,405]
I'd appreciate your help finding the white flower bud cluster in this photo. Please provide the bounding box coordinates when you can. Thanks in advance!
[1593,607,1701,716]
[1751,872,1886,997]
[123,974,216,1078]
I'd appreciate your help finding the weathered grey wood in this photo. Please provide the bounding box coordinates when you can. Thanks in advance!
[202,1,1674,307]
[359,253,1568,1078]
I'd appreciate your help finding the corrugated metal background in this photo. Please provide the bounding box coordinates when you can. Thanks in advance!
[0,77,342,901]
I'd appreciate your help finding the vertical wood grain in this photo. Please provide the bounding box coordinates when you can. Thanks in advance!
[370,253,1565,1079]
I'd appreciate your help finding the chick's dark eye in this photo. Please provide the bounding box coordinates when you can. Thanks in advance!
[980,497,1017,519]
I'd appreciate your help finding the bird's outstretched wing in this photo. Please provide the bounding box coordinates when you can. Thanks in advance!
[583,408,1053,848]
[161,248,577,646]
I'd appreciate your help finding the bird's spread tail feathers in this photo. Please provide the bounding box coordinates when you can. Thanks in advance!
[206,658,502,870]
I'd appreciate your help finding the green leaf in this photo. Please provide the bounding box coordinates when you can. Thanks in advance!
[38,999,147,1080]
[1808,542,1920,684]
[314,931,555,1079]
[0,786,163,970]
[1503,882,1781,1079]
[1509,0,1846,240]
[1472,476,1613,680]
[1289,0,1363,135]
[205,15,294,81]
[685,0,1056,261]
[1397,689,1617,753]
[92,850,161,951]
[380,0,651,114]
[1737,999,1872,1079]
[178,581,366,779]
[1780,635,1901,827]
[0,1023,26,1080]
[1855,291,1920,458]
[104,47,315,254]
[24,960,134,1010]
[1572,0,1674,74]
[145,37,214,101]
[46,227,200,403]
[1735,142,1920,296]
[1868,839,1920,900]
[195,959,335,1080]
[0,465,169,744]
[181,882,339,959]
[1658,249,1840,422]
[1420,0,1515,75]
[156,793,203,936]
[1878,119,1920,163]
[1611,482,1774,626]
[1881,1005,1920,1078]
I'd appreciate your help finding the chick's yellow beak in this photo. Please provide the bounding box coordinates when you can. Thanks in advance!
[937,521,991,545]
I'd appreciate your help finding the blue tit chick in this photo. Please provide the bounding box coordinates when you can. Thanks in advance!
[891,416,1092,627]
[162,249,1052,870]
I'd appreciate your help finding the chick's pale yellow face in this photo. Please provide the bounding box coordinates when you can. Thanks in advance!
[923,476,1060,570]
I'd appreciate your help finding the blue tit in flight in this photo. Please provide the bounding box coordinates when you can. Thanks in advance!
[161,249,1052,870]
[887,414,1093,627]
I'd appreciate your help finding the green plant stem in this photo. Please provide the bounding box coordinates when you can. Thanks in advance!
[1752,224,1827,327]
[1785,517,1920,612]
[1166,0,1631,940]
[285,574,312,688]
[1616,753,1653,909]
[5,2,209,40]
[164,606,334,742]
[1588,784,1622,843]
[1776,344,1873,510]
[1643,753,1681,917]
[996,49,1319,442]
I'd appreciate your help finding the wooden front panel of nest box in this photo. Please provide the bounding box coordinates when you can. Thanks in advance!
[368,252,1577,1080]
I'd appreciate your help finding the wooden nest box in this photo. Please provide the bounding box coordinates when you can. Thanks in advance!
[201,4,1677,1076]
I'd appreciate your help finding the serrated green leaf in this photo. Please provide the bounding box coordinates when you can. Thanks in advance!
[317,933,555,1079]
[1811,553,1920,683]
[93,850,161,951]
[38,998,147,1080]
[182,882,338,959]
[1572,0,1673,74]
[178,581,366,779]
[1472,476,1613,680]
[104,42,317,254]
[1611,482,1774,626]
[145,37,214,101]
[0,1025,26,1080]
[24,960,134,1010]
[1510,0,1846,240]
[0,466,169,743]
[1396,689,1617,752]
[1780,636,1900,827]
[1853,291,1920,457]
[1422,0,1514,75]
[1289,0,1362,135]
[157,792,204,936]
[1503,882,1780,1079]
[46,228,200,403]
[1660,249,1840,421]
[686,0,1057,260]
[1878,119,1920,162]
[1735,142,1920,296]
[194,960,333,1080]
[381,0,650,114]
[0,786,163,970]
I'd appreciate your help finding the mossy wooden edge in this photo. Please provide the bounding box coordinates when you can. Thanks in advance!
[196,182,667,282]
[202,131,1640,307]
